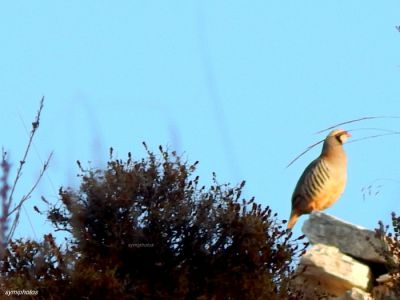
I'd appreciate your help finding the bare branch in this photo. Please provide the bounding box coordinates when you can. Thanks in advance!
[0,97,52,247]
[0,150,11,256]
[7,96,44,208]
[7,151,53,241]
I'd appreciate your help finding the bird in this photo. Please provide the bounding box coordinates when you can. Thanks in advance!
[287,128,351,229]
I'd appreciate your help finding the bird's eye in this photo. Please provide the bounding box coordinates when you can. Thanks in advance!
[335,134,343,143]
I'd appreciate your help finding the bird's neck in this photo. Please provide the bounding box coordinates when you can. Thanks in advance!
[321,146,347,164]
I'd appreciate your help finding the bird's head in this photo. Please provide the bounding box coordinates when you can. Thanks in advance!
[327,129,351,145]
[322,129,351,156]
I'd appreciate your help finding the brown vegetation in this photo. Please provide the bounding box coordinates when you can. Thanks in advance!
[0,144,306,299]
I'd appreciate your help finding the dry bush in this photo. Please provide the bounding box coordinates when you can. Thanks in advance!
[1,145,306,299]
[374,213,400,297]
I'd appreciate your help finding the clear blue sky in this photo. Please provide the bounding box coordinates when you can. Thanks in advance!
[1,1,400,240]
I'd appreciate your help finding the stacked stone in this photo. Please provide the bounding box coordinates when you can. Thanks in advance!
[293,212,396,300]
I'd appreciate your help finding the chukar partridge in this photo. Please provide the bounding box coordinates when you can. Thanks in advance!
[287,129,351,229]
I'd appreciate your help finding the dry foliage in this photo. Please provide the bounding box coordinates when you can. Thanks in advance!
[1,145,306,299]
[375,213,400,296]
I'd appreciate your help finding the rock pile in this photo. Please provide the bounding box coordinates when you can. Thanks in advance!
[293,212,397,300]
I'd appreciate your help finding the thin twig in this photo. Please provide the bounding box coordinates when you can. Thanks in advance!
[286,139,324,168]
[286,130,400,168]
[0,150,11,256]
[7,97,44,208]
[347,132,400,144]
[7,152,52,241]
[347,127,400,134]
[17,108,59,203]
[7,153,52,217]
[3,97,52,244]
[315,116,400,134]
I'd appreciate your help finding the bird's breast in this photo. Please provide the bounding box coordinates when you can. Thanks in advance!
[310,176,347,211]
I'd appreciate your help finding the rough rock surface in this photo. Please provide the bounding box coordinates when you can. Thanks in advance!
[302,212,386,263]
[371,274,397,300]
[334,287,373,300]
[295,244,372,297]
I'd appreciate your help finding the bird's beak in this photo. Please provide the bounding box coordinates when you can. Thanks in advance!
[345,131,351,138]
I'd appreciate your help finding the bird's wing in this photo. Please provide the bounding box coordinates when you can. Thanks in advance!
[291,157,326,206]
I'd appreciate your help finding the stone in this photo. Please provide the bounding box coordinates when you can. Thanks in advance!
[334,287,372,300]
[302,212,386,263]
[372,273,397,300]
[295,244,372,297]
[376,274,393,284]
[371,285,397,300]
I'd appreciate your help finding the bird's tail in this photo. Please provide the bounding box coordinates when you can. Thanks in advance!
[287,212,298,230]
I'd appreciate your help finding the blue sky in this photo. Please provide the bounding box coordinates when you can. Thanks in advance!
[1,1,400,241]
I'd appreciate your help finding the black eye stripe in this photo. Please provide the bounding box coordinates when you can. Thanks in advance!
[335,134,342,144]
